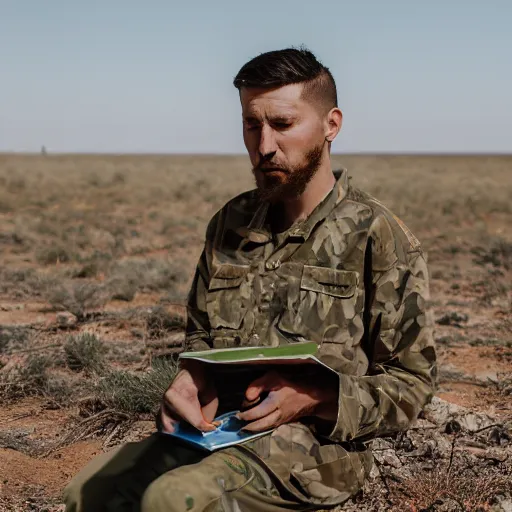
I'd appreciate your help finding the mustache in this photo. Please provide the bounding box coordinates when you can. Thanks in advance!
[253,162,289,173]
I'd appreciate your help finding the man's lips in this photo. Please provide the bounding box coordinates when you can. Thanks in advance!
[257,167,287,173]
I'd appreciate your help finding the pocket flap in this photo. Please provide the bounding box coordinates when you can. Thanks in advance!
[209,264,249,291]
[301,266,358,298]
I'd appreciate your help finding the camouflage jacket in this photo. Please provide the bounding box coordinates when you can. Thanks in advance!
[184,169,437,506]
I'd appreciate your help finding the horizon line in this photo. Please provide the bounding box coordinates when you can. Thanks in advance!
[1,151,512,157]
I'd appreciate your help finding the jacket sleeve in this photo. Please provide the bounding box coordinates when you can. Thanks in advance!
[183,214,220,352]
[328,214,437,442]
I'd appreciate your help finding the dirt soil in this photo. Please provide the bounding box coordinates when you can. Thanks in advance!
[0,154,511,511]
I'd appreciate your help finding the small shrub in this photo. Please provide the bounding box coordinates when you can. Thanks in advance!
[487,372,512,396]
[106,258,187,299]
[46,281,110,319]
[145,306,186,338]
[0,355,72,404]
[64,333,106,373]
[0,196,14,213]
[35,245,72,265]
[72,262,100,279]
[108,277,138,302]
[110,171,126,185]
[0,326,34,354]
[0,267,55,299]
[96,358,177,415]
[472,237,512,271]
[391,459,511,511]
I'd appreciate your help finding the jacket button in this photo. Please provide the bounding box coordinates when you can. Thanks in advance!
[265,260,281,270]
[249,333,260,344]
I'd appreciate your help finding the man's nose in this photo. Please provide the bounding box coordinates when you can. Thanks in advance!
[258,150,277,164]
[258,125,277,158]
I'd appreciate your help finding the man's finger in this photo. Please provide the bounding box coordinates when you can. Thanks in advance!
[159,403,178,433]
[244,372,278,401]
[242,409,281,432]
[237,394,278,422]
[164,390,216,432]
[201,395,219,424]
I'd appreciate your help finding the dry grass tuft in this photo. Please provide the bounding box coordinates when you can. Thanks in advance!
[46,281,111,319]
[64,332,107,374]
[107,257,188,302]
[35,245,73,265]
[0,355,73,405]
[391,459,511,511]
[145,306,186,338]
[487,372,512,397]
[0,325,35,354]
[472,236,512,271]
[44,358,179,453]
[96,357,178,415]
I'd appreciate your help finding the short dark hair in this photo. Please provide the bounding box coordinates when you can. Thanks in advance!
[233,47,337,113]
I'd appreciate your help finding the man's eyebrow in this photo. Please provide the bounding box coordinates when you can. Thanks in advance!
[269,115,296,123]
[243,114,298,123]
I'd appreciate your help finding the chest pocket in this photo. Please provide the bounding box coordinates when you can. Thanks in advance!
[276,265,360,342]
[279,265,359,342]
[301,265,358,298]
[206,263,250,330]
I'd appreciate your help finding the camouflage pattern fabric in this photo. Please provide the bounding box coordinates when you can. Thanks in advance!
[63,433,315,511]
[64,169,436,511]
[184,169,437,506]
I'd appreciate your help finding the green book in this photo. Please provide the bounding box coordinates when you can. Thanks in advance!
[167,342,337,451]
[179,341,335,373]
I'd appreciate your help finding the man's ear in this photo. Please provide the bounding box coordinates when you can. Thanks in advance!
[325,108,343,143]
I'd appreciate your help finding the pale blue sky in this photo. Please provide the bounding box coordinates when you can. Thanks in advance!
[1,0,511,153]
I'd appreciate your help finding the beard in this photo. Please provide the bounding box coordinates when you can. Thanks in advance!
[252,143,324,203]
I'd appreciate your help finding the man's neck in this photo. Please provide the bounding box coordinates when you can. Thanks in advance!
[278,162,336,231]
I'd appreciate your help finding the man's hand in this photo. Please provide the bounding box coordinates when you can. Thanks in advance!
[236,370,338,432]
[159,361,218,433]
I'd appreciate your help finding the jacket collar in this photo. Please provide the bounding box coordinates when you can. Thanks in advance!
[241,169,349,244]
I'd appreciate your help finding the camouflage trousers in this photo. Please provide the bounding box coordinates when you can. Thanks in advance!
[63,433,322,512]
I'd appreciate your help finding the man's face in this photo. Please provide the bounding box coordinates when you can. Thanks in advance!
[240,83,327,202]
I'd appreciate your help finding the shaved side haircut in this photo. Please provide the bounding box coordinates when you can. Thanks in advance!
[233,47,338,114]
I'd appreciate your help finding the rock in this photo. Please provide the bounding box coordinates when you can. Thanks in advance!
[493,496,512,512]
[368,465,380,479]
[56,311,78,328]
[381,452,402,468]
[423,397,466,425]
[458,412,495,432]
[444,419,462,434]
[372,438,394,451]
[395,433,415,452]
[435,498,463,512]
[489,426,511,446]
[423,397,495,433]
[373,439,403,468]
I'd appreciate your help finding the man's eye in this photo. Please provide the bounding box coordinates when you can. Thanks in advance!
[245,124,259,131]
[273,122,291,130]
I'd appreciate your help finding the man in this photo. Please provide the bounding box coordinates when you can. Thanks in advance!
[64,47,437,512]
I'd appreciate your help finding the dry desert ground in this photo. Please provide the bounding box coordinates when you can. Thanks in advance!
[0,154,511,511]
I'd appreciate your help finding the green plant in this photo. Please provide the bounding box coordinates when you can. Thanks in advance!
[46,281,110,319]
[96,358,177,415]
[64,332,106,374]
[0,355,72,404]
[145,306,186,338]
[35,245,72,265]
